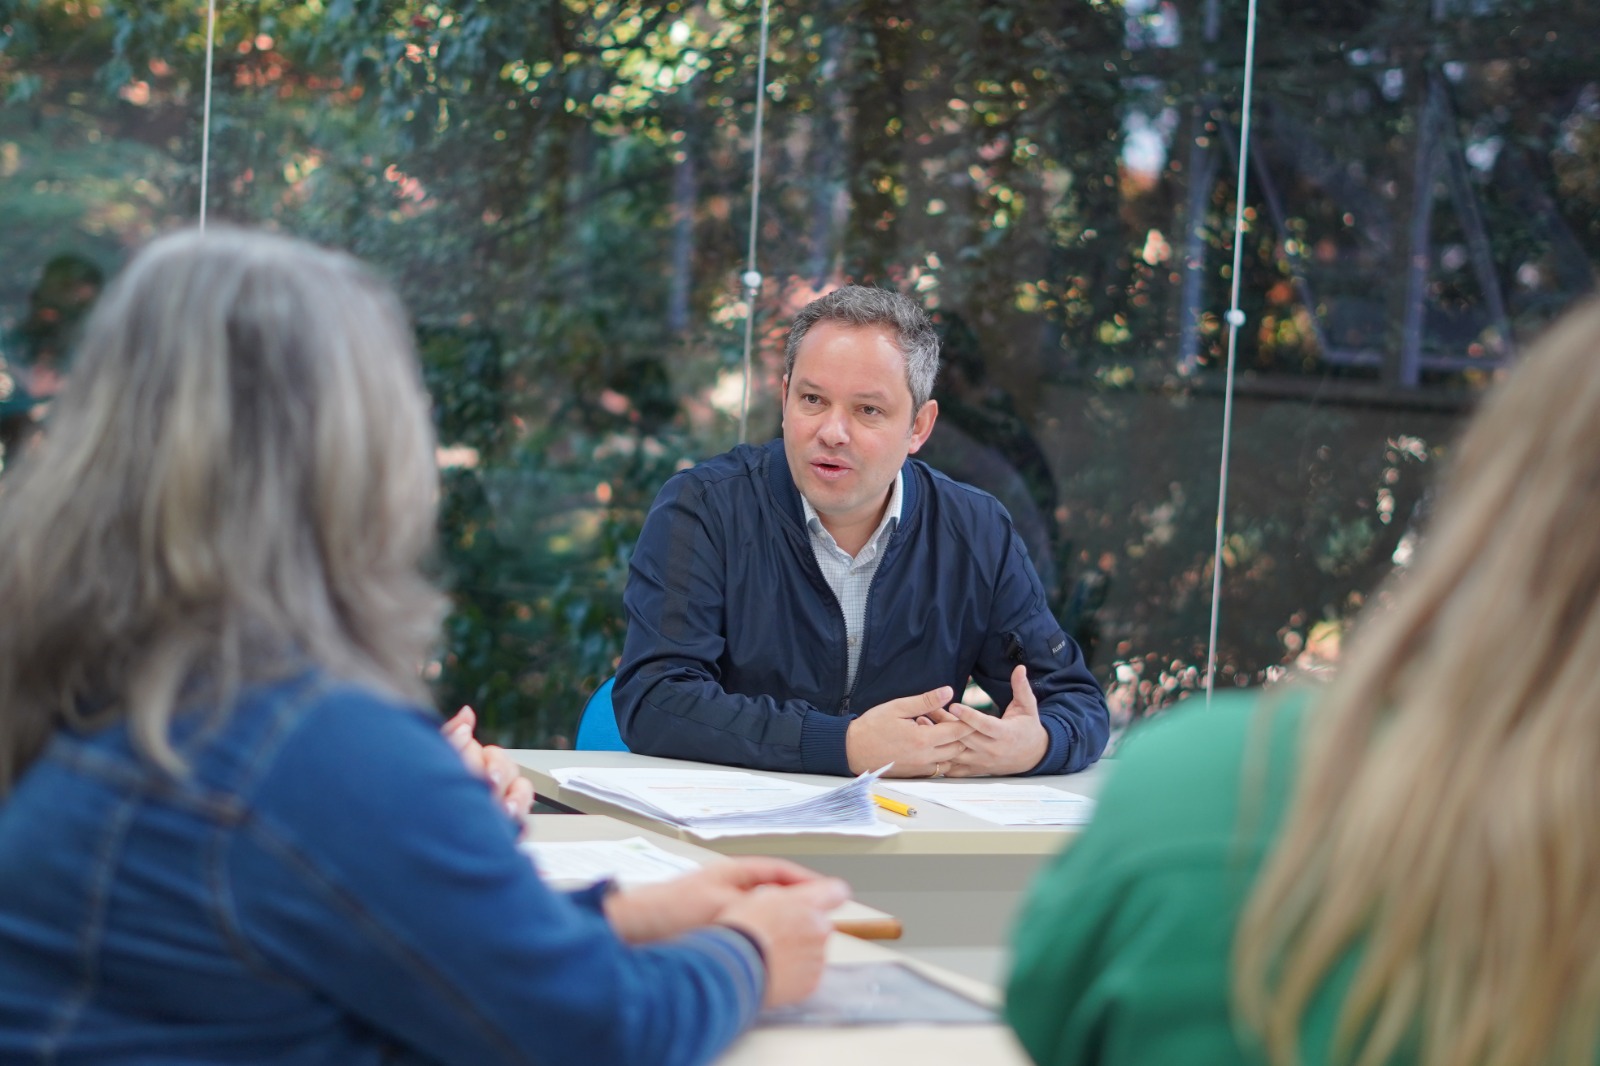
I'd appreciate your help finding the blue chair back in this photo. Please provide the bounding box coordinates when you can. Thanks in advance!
[574,677,629,751]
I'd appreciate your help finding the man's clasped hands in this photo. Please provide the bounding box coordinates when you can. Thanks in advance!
[844,664,1048,779]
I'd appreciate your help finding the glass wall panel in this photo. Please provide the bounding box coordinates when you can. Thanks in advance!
[1210,0,1598,694]
[17,1,1593,744]
[182,2,788,743]
[75,0,1240,742]
[0,3,199,476]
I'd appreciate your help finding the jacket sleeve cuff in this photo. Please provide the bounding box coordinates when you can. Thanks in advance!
[688,926,768,1026]
[562,877,620,914]
[799,711,854,776]
[1024,715,1072,776]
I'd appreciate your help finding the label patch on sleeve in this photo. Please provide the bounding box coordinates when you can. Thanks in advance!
[1050,632,1068,656]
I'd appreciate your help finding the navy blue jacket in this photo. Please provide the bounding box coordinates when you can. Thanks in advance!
[616,439,1110,776]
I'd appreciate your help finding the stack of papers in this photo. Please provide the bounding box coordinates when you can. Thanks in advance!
[549,766,899,840]
[888,782,1096,826]
[519,837,702,887]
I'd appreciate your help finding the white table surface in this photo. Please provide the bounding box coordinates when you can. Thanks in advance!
[523,811,1031,1063]
[509,749,1110,984]
[508,748,1108,857]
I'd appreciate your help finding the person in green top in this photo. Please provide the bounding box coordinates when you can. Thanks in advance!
[1006,295,1600,1066]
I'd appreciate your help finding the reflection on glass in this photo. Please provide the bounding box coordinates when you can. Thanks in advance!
[1,5,196,474]
[6,1,1596,742]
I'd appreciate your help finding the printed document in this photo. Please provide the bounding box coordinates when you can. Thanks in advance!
[887,782,1096,826]
[549,766,899,839]
[519,836,702,887]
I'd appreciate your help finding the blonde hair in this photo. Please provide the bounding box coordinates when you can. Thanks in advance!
[0,227,445,792]
[1235,298,1600,1066]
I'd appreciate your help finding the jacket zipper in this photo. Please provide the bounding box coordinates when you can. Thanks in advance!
[836,588,853,715]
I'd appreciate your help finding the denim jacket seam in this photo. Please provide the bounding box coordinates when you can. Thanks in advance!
[42,671,337,822]
[35,790,144,1062]
[235,817,537,1065]
[201,673,421,988]
[46,739,157,794]
[205,813,300,987]
[169,662,322,761]
[226,671,343,799]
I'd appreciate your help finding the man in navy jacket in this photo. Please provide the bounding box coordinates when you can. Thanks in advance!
[616,287,1109,778]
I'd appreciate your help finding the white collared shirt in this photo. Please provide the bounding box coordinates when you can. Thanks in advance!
[800,471,903,691]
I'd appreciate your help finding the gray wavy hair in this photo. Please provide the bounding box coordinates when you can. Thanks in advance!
[783,286,941,411]
[0,227,445,791]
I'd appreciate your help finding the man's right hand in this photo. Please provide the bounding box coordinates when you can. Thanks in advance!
[844,687,972,776]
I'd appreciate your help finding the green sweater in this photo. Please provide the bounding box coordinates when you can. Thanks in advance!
[1005,689,1317,1065]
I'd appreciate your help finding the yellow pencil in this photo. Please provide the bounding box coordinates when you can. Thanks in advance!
[872,793,917,817]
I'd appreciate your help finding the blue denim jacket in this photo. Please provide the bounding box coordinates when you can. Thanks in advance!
[0,671,764,1065]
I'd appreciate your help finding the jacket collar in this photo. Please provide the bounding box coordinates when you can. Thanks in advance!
[761,437,921,537]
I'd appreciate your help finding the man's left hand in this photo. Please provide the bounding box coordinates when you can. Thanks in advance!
[942,665,1049,777]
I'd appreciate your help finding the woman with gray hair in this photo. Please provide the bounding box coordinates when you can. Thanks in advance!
[0,228,846,1066]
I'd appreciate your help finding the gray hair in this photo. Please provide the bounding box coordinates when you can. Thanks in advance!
[783,286,941,411]
[0,227,445,790]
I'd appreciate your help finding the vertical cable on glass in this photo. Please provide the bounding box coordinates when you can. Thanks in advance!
[737,0,772,444]
[1205,0,1261,706]
[198,0,217,230]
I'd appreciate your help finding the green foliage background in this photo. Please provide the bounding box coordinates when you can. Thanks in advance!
[3,0,1597,741]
